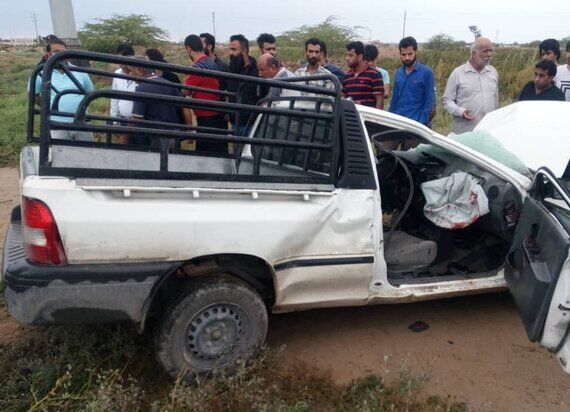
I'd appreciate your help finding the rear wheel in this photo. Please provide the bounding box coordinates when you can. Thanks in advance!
[155,277,268,381]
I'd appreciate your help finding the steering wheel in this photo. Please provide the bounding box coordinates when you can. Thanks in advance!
[370,131,416,236]
[377,151,400,182]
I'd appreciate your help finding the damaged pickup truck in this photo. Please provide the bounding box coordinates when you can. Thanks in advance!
[3,50,570,380]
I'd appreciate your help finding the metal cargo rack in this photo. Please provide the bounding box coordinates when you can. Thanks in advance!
[28,50,343,184]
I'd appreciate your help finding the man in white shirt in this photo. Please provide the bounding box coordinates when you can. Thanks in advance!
[556,42,570,102]
[110,44,136,142]
[257,53,298,99]
[443,37,499,134]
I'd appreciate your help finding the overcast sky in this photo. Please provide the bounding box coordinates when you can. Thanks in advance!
[2,0,569,44]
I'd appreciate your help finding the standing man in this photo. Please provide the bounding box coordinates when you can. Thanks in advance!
[32,38,94,141]
[256,33,277,56]
[294,38,335,95]
[130,56,188,148]
[539,39,561,63]
[110,43,136,137]
[257,53,297,98]
[389,37,435,126]
[318,40,345,82]
[556,42,570,101]
[200,32,230,74]
[342,41,384,109]
[443,37,498,134]
[228,34,260,135]
[200,32,230,93]
[518,60,565,102]
[183,34,227,153]
[37,34,59,65]
[364,44,390,98]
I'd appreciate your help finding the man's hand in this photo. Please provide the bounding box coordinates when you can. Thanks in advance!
[462,109,474,120]
[375,94,384,110]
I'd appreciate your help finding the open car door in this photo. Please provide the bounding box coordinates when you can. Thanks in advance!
[506,167,570,374]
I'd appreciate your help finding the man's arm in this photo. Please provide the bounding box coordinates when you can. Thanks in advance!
[32,74,42,106]
[493,69,499,109]
[372,71,385,110]
[383,84,391,99]
[83,73,94,93]
[428,89,437,123]
[388,71,400,113]
[421,70,435,125]
[442,70,467,117]
[375,94,384,110]
[182,107,193,125]
[379,69,391,98]
[110,78,119,117]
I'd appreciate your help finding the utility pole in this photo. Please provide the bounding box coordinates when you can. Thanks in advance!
[49,0,80,48]
[31,13,39,43]
[212,12,216,39]
[402,10,407,38]
[496,29,499,44]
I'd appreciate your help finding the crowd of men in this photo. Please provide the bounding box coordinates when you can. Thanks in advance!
[34,32,570,148]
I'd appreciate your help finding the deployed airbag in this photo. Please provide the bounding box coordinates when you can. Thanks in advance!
[414,131,530,176]
[421,172,489,229]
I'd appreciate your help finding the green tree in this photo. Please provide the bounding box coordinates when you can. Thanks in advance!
[276,16,357,63]
[78,14,169,53]
[425,34,457,50]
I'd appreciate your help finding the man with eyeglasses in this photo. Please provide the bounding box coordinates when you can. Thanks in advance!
[443,37,499,134]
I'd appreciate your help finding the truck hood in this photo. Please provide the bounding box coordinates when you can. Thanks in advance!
[474,101,570,177]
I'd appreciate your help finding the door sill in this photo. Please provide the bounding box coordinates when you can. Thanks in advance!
[388,268,501,287]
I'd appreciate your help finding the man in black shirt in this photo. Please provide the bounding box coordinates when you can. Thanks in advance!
[519,59,565,102]
[129,57,190,148]
[227,34,260,135]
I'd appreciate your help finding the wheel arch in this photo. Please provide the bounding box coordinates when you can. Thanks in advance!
[139,253,276,331]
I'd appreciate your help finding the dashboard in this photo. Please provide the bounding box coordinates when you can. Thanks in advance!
[377,149,522,241]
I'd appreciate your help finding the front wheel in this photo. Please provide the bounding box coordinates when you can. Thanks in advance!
[155,277,268,381]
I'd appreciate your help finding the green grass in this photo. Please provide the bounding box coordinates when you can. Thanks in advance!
[0,319,467,411]
[0,50,39,166]
[0,46,537,167]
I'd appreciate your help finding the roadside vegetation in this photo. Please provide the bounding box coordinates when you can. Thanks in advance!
[0,314,467,411]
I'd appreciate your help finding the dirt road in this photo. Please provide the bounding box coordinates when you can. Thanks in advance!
[1,167,568,411]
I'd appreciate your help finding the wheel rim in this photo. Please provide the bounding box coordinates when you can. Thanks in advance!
[184,303,247,369]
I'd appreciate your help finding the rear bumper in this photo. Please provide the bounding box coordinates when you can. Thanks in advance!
[2,209,180,325]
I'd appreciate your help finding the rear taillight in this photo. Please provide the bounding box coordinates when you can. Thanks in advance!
[23,197,67,265]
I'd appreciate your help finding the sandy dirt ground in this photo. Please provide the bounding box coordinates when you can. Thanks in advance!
[1,167,568,411]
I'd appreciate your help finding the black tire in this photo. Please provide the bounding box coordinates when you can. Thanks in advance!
[155,277,268,381]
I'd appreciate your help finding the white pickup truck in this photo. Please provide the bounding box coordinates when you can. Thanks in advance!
[3,51,570,380]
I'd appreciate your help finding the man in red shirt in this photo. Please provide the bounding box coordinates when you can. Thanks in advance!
[342,41,384,110]
[184,34,228,154]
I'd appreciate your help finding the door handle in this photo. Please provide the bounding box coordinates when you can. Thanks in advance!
[558,304,570,312]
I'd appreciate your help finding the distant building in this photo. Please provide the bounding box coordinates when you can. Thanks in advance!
[0,38,37,46]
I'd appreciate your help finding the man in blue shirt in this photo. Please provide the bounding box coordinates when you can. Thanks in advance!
[389,37,435,126]
[33,38,94,141]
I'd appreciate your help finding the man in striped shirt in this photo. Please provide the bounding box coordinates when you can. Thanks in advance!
[342,41,384,109]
